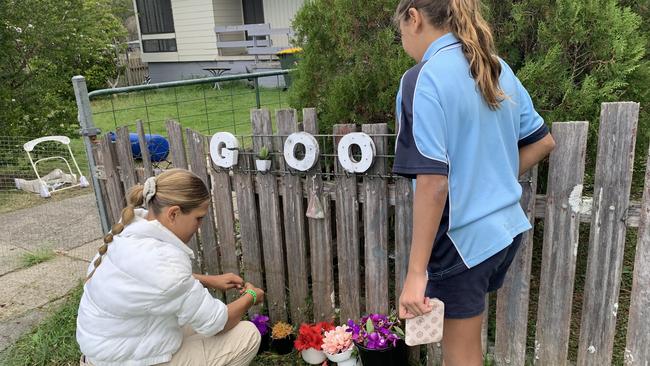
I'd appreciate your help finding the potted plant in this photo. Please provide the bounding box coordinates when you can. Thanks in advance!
[250,314,270,354]
[322,324,357,366]
[294,321,335,364]
[255,146,272,172]
[347,313,406,365]
[270,321,295,355]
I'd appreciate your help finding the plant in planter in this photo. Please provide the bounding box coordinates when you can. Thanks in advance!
[294,321,335,364]
[255,146,272,172]
[251,314,270,354]
[270,321,295,355]
[347,312,406,365]
[322,324,357,366]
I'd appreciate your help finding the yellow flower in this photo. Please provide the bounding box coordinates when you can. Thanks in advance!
[271,321,294,339]
[276,47,303,55]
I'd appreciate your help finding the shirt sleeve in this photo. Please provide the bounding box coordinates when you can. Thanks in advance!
[516,78,549,147]
[393,72,449,179]
[150,268,228,337]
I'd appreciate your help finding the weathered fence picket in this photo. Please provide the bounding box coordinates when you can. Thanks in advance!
[303,109,336,322]
[185,129,220,280]
[98,133,124,225]
[362,123,390,315]
[135,119,153,180]
[532,122,588,366]
[231,151,264,315]
[333,124,362,322]
[164,120,201,272]
[115,126,137,193]
[209,157,240,303]
[625,144,650,365]
[494,166,539,366]
[277,109,310,324]
[252,109,288,322]
[578,102,640,366]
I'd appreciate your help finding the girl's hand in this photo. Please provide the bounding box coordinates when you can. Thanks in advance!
[240,282,265,305]
[207,273,244,291]
[399,271,432,319]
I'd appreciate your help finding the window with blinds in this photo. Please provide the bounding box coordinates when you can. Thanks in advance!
[136,0,175,34]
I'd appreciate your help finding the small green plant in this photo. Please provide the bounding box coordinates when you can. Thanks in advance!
[257,146,271,160]
[21,249,55,268]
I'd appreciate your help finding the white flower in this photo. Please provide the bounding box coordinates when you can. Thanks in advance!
[11,99,16,102]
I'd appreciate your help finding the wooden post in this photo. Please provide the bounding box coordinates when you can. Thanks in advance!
[578,102,640,366]
[333,124,361,322]
[494,164,540,365]
[115,126,138,192]
[303,108,336,322]
[252,109,288,322]
[136,119,153,180]
[531,122,588,366]
[186,129,221,279]
[362,123,389,314]
[232,150,264,315]
[165,120,201,273]
[277,109,310,324]
[624,145,650,365]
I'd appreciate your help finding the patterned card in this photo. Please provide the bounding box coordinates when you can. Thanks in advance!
[405,298,444,346]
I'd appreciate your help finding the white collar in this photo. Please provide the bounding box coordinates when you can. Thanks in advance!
[120,208,195,260]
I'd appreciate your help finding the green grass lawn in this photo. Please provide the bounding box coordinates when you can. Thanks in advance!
[90,82,289,137]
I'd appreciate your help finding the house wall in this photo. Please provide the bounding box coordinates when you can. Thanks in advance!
[173,0,219,61]
[137,0,305,63]
[263,0,304,47]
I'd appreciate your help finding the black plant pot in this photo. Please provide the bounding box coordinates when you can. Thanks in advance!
[355,339,407,366]
[271,335,295,355]
[257,333,271,354]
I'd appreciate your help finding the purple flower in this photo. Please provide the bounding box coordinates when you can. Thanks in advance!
[347,313,404,350]
[251,314,270,336]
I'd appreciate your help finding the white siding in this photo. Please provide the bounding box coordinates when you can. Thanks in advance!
[172,0,219,61]
[263,0,304,47]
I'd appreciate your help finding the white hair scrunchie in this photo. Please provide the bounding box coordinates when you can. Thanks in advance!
[143,176,157,208]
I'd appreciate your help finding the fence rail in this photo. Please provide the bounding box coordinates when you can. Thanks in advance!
[81,100,649,365]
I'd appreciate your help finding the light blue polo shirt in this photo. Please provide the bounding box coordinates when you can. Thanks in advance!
[393,33,548,268]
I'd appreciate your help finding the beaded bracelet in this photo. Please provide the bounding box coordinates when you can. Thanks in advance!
[243,289,257,305]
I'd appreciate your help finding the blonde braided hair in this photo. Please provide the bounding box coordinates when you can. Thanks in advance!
[86,169,210,282]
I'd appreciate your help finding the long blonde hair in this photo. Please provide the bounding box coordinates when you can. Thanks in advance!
[395,0,504,110]
[86,169,210,281]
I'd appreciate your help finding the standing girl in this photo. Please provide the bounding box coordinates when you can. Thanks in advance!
[392,1,555,365]
[77,169,264,366]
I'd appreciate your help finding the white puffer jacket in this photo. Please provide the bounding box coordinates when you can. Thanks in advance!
[76,209,228,366]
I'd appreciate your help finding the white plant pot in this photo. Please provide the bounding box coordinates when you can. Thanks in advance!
[301,347,327,364]
[255,159,271,172]
[326,347,357,366]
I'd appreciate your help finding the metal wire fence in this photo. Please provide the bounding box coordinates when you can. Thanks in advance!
[89,70,291,137]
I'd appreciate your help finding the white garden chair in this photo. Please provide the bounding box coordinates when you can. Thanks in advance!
[20,136,89,198]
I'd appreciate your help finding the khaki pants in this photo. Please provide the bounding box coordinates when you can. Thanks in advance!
[81,321,261,366]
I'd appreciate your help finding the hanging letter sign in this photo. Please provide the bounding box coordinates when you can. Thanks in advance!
[337,132,376,173]
[209,132,239,168]
[208,130,378,173]
[283,132,320,171]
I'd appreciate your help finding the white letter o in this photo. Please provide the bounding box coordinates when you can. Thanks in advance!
[337,132,375,173]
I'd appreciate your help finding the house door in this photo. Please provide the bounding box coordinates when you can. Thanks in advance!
[242,0,264,24]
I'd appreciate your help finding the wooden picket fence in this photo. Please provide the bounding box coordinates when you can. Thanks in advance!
[90,102,649,365]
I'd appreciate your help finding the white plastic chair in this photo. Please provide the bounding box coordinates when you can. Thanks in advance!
[22,136,89,198]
